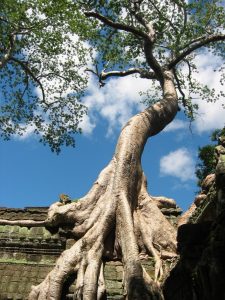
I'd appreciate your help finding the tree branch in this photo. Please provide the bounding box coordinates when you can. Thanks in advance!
[168,34,225,69]
[85,67,156,87]
[9,57,48,106]
[173,68,186,107]
[84,11,151,41]
[128,0,149,31]
[85,11,163,84]
[148,0,178,33]
[0,34,16,69]
[144,40,164,85]
[100,68,156,81]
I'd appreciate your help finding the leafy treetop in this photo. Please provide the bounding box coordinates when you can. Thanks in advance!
[0,0,90,153]
[196,128,225,186]
[0,0,224,152]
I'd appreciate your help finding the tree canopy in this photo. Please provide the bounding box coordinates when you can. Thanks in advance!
[77,0,225,114]
[0,0,90,153]
[0,0,224,152]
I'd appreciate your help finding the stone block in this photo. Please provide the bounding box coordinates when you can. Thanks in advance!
[15,295,23,300]
[0,225,5,233]
[1,275,10,283]
[104,266,118,280]
[105,279,123,291]
[19,227,28,236]
[0,283,7,292]
[8,282,19,293]
[11,276,21,283]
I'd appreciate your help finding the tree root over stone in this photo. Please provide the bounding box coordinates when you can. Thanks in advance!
[0,71,179,299]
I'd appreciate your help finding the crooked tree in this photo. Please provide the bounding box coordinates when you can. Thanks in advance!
[0,0,225,299]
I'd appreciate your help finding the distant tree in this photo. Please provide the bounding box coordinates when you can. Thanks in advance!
[196,128,225,186]
[0,1,225,299]
[196,144,216,186]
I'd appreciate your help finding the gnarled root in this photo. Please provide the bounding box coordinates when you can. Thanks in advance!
[1,76,179,299]
[22,164,175,300]
[29,202,113,299]
[1,158,177,300]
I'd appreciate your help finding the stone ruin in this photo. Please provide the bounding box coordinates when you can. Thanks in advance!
[0,205,181,299]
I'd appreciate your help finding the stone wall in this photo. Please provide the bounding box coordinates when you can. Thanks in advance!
[0,207,159,299]
[0,202,181,299]
[163,132,225,300]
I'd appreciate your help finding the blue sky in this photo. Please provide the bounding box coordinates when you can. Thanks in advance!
[0,51,224,212]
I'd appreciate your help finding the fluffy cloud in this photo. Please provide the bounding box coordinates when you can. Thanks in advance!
[80,114,96,136]
[160,148,195,182]
[13,123,36,140]
[163,119,188,132]
[192,52,225,133]
[82,50,225,137]
[81,75,151,135]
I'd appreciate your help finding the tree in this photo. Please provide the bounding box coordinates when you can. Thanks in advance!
[196,128,225,186]
[196,144,216,186]
[0,0,225,299]
[0,0,90,153]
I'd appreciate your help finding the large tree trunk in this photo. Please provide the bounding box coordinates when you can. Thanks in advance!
[0,71,179,299]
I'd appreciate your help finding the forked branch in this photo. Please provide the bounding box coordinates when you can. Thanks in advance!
[84,11,150,40]
[168,33,225,68]
[9,57,48,106]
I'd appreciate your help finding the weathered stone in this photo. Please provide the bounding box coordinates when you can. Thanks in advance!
[0,205,180,299]
[194,193,207,207]
[201,173,215,192]
[164,133,225,300]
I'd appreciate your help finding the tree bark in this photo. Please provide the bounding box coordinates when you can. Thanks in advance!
[0,71,178,299]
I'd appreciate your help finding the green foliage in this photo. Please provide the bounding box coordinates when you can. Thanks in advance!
[76,0,224,119]
[0,0,224,152]
[0,0,91,153]
[195,128,225,186]
[196,144,215,187]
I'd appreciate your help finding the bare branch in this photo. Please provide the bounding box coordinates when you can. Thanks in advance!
[38,72,70,82]
[84,11,164,84]
[86,67,156,88]
[84,11,151,41]
[168,34,225,69]
[173,68,195,121]
[178,35,209,52]
[100,68,156,80]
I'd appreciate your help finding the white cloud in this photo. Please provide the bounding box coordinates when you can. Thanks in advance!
[163,119,188,132]
[192,52,225,133]
[14,123,36,140]
[83,75,150,136]
[160,148,195,182]
[80,114,96,136]
[194,98,225,133]
[83,51,224,138]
